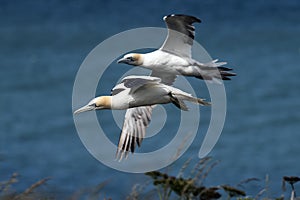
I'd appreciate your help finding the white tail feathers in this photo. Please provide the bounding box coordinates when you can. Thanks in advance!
[207,59,227,68]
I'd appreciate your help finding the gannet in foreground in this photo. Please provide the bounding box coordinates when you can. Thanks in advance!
[74,75,210,159]
[118,14,236,84]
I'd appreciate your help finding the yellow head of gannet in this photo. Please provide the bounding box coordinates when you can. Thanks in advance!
[74,96,111,114]
[117,53,143,66]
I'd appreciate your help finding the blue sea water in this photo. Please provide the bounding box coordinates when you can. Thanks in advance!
[1,0,300,199]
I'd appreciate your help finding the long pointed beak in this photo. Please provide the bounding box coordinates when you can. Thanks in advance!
[117,58,127,64]
[74,105,94,114]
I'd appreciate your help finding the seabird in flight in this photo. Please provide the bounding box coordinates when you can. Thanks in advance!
[118,14,236,84]
[74,75,210,160]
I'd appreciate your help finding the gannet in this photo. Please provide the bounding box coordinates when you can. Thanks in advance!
[74,75,210,159]
[118,14,236,84]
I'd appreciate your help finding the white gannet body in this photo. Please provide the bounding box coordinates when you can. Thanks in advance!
[74,75,209,113]
[74,75,210,159]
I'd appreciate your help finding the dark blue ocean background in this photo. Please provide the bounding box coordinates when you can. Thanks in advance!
[1,0,300,199]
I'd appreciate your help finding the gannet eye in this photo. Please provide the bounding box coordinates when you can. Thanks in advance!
[127,56,134,61]
[89,103,96,107]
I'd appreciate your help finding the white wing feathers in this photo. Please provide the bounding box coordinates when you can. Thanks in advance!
[150,70,177,86]
[111,75,161,96]
[160,14,201,58]
[115,76,172,161]
[116,106,153,160]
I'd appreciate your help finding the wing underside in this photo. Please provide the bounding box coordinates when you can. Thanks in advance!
[115,72,176,160]
[160,14,201,58]
[116,106,153,160]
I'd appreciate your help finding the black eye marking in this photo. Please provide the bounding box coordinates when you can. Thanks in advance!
[127,56,134,61]
[89,103,96,107]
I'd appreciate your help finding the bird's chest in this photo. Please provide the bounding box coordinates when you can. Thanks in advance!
[144,52,189,71]
[157,56,189,68]
[111,94,134,110]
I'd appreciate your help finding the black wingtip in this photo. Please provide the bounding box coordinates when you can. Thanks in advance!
[164,14,201,23]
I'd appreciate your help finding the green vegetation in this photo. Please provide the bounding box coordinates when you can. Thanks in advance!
[1,157,299,200]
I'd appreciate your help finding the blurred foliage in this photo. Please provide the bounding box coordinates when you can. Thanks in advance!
[1,158,299,200]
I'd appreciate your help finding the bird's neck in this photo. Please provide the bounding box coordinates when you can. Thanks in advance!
[134,53,144,66]
[141,51,164,68]
[96,96,112,109]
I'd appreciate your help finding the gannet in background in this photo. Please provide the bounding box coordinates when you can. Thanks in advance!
[74,75,210,159]
[118,14,236,84]
[114,14,235,160]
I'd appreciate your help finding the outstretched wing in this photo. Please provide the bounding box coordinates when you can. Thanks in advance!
[150,70,177,86]
[114,76,161,160]
[160,14,201,58]
[116,106,153,160]
[111,75,161,96]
